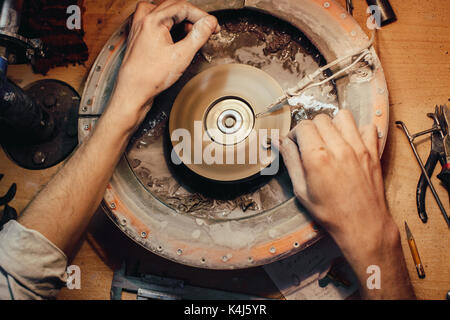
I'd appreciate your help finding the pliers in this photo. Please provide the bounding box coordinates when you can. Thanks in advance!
[416,106,450,223]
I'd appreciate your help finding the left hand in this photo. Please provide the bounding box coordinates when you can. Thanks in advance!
[109,0,219,129]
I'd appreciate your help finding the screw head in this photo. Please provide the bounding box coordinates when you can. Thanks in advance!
[32,151,46,165]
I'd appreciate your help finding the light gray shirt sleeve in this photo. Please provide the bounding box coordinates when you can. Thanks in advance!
[0,220,68,300]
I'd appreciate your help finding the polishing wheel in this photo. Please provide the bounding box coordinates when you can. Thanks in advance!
[169,64,290,182]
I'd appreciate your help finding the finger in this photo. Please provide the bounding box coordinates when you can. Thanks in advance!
[312,114,349,156]
[155,1,219,32]
[360,123,380,161]
[332,109,369,160]
[288,120,326,154]
[174,15,217,54]
[273,137,308,201]
[133,1,157,24]
[360,124,384,195]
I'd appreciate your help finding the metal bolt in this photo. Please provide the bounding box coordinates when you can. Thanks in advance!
[95,65,102,72]
[32,151,46,165]
[177,249,183,255]
[140,231,147,238]
[294,242,300,248]
[269,247,276,254]
[120,218,127,226]
[43,94,56,108]
[324,2,330,8]
[157,246,163,252]
[262,137,272,150]
[200,258,206,264]
[81,106,88,112]
[84,124,90,131]
[222,256,228,262]
[110,202,116,209]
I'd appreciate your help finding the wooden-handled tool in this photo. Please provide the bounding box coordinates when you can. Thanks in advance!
[405,222,426,279]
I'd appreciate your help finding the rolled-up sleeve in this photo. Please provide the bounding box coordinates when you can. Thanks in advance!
[0,220,68,300]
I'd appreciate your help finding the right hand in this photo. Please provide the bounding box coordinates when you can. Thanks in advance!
[275,110,398,252]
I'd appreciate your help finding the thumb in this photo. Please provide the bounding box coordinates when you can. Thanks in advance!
[175,15,218,54]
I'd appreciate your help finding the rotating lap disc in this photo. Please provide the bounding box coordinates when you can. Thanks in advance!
[169,64,290,182]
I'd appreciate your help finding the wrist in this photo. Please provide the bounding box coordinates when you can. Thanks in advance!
[104,92,154,134]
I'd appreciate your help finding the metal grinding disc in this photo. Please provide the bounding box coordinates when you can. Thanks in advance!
[169,64,290,182]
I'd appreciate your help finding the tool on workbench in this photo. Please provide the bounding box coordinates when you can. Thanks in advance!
[415,106,450,223]
[0,55,80,170]
[0,0,45,65]
[0,174,17,228]
[256,30,375,118]
[365,0,397,27]
[111,262,272,300]
[404,222,425,279]
[396,107,450,228]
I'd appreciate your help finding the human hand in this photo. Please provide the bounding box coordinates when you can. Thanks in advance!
[275,110,414,299]
[276,110,393,243]
[108,0,219,130]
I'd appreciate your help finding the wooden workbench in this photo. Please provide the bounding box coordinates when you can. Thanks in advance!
[0,0,448,300]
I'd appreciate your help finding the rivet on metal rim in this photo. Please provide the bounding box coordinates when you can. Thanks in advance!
[83,124,90,131]
[248,257,254,263]
[378,87,386,94]
[120,218,127,226]
[222,255,228,262]
[96,65,102,72]
[87,99,93,106]
[110,202,116,209]
[81,106,88,112]
[108,45,115,51]
[140,231,147,238]
[341,13,347,19]
[157,246,163,252]
[200,258,206,264]
[293,242,300,248]
[324,2,330,8]
[176,249,183,255]
[376,110,383,117]
[269,247,276,254]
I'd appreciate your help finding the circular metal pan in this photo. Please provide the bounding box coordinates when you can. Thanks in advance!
[79,0,389,270]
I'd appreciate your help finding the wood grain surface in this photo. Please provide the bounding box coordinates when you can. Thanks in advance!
[0,0,448,300]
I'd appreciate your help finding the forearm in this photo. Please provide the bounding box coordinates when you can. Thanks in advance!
[334,219,415,300]
[19,99,141,255]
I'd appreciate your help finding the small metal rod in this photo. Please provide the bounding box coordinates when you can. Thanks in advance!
[411,128,441,140]
[396,121,450,228]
